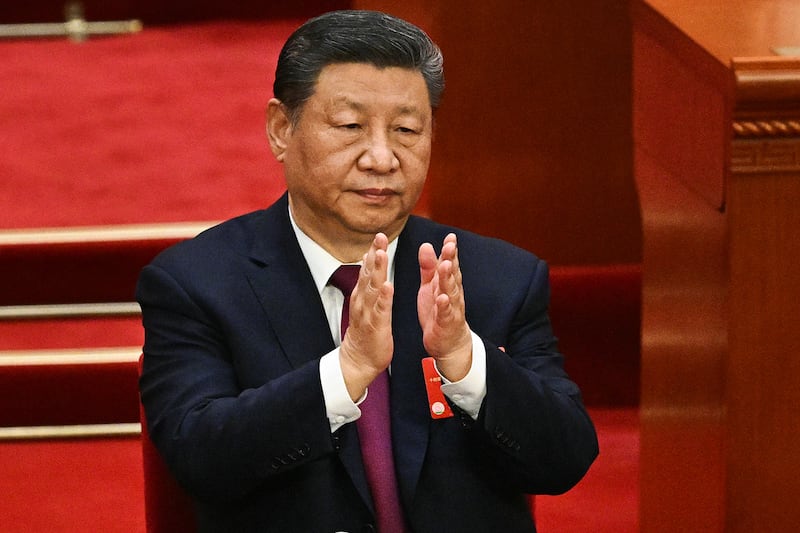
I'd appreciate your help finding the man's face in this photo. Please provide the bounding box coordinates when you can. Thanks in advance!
[268,63,433,258]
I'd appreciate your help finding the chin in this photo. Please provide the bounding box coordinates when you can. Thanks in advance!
[349,215,405,238]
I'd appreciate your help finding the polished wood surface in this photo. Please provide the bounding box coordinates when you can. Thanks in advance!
[645,0,800,62]
[634,1,800,531]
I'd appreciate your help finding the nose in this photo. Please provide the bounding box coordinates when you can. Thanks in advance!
[357,131,399,174]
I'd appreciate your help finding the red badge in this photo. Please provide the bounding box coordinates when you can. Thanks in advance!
[421,357,454,419]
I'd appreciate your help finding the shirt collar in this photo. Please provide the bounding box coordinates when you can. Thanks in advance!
[288,205,398,295]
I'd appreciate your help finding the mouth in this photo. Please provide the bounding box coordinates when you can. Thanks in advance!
[353,188,399,203]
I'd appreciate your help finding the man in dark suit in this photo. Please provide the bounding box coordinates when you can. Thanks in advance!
[137,10,598,533]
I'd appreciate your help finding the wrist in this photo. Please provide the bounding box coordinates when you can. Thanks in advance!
[338,343,381,402]
[433,339,472,382]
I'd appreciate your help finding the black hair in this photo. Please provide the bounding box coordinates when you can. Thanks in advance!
[273,10,444,122]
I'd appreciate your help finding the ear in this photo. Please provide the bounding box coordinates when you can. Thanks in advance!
[266,98,292,162]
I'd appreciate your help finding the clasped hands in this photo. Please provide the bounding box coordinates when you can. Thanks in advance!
[339,232,473,402]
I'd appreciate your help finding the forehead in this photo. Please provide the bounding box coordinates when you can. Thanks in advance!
[310,63,431,112]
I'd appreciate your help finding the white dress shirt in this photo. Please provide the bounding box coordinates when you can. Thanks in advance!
[288,208,487,433]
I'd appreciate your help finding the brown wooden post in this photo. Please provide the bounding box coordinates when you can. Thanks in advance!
[633,1,800,530]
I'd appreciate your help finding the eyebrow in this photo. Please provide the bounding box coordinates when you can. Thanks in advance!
[329,96,424,116]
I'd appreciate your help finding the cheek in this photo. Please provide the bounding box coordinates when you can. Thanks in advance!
[286,141,347,185]
[404,144,432,183]
[410,135,432,164]
[406,176,427,204]
[305,134,360,171]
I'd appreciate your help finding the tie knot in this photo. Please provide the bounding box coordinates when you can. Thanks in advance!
[329,264,360,297]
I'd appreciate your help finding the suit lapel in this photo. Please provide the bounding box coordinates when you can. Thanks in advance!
[245,195,335,369]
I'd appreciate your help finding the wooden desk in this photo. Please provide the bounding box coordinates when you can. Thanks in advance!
[633,1,800,531]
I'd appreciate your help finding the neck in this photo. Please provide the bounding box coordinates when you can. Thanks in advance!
[316,233,376,264]
[288,198,402,263]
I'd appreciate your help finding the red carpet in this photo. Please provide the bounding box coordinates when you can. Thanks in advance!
[0,436,144,532]
[0,317,142,350]
[1,21,294,229]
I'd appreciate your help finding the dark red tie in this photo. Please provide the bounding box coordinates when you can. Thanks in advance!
[329,265,407,532]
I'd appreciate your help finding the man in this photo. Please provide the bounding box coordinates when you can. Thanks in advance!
[138,10,598,533]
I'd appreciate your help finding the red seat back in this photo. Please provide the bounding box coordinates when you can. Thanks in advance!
[139,356,195,533]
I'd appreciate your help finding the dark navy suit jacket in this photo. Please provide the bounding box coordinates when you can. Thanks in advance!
[137,193,598,533]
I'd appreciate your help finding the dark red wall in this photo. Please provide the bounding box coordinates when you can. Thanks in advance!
[356,0,641,266]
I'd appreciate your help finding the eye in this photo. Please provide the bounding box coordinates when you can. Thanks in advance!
[339,123,361,130]
[396,126,417,134]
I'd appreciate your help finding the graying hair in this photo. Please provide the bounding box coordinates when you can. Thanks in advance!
[273,10,444,122]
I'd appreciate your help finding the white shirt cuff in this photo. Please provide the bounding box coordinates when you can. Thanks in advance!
[319,349,361,433]
[438,330,487,420]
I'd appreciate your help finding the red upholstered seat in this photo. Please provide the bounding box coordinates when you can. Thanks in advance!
[548,264,641,406]
[139,356,196,533]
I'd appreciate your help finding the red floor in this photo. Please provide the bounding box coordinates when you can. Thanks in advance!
[0,408,637,532]
[536,408,639,532]
[1,436,145,532]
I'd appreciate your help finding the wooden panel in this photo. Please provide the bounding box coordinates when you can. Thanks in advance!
[635,147,727,531]
[725,58,800,533]
[726,160,800,532]
[634,1,800,531]
[632,6,728,209]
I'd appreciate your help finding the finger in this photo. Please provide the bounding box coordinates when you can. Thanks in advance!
[433,292,465,335]
[361,233,387,276]
[435,293,454,321]
[438,235,461,284]
[374,280,395,316]
[372,249,389,289]
[440,233,457,260]
[437,260,462,301]
[446,234,461,275]
[418,242,438,284]
[440,240,456,263]
[369,233,389,286]
[356,250,374,297]
[373,232,389,252]
[353,238,391,318]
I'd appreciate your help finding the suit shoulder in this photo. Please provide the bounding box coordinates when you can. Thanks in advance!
[148,210,265,269]
[406,215,542,265]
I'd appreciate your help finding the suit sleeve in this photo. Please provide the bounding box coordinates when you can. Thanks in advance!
[137,262,336,503]
[470,258,599,495]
